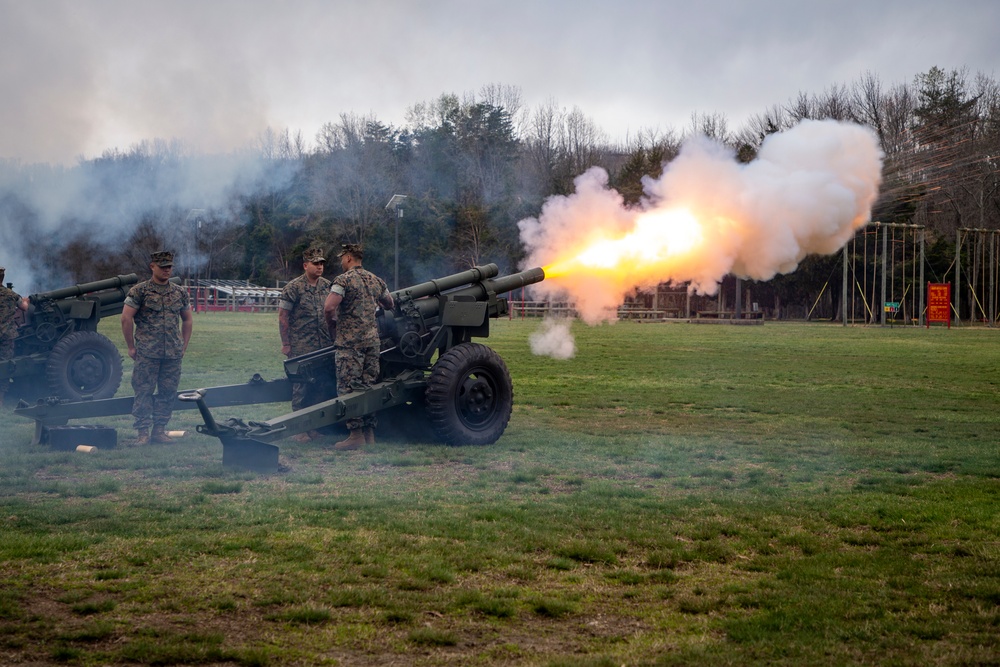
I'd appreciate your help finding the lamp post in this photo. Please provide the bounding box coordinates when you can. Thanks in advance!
[185,208,206,311]
[385,195,407,290]
[184,209,206,278]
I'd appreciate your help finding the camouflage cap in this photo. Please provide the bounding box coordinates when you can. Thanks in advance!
[303,247,326,263]
[150,251,174,267]
[337,243,363,259]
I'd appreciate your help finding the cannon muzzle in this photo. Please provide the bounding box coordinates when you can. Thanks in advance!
[448,266,545,300]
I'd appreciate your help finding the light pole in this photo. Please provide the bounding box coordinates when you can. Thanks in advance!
[184,209,206,278]
[184,209,206,311]
[385,195,407,290]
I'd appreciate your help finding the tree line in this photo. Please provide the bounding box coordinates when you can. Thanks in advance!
[1,68,997,314]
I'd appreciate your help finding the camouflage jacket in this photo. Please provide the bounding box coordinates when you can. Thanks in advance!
[124,280,190,359]
[279,274,333,355]
[330,266,389,349]
[0,285,23,341]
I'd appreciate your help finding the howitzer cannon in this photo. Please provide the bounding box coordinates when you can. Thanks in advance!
[183,263,545,470]
[3,274,142,402]
[15,264,545,471]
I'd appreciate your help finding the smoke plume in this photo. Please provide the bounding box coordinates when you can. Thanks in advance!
[0,149,298,295]
[518,119,884,330]
[529,318,576,359]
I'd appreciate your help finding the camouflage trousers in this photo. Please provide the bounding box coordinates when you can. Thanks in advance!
[0,337,13,404]
[131,355,183,430]
[335,345,379,430]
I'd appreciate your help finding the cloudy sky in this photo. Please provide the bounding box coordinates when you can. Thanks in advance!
[2,0,997,164]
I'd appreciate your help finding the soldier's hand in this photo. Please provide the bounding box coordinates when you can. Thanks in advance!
[281,343,291,357]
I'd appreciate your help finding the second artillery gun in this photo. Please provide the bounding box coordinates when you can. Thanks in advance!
[2,274,141,403]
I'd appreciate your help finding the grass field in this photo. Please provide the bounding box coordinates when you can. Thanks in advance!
[1,314,998,666]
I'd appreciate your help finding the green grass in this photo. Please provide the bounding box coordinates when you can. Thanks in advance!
[1,313,999,665]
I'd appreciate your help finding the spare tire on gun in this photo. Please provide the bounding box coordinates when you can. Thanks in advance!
[45,331,123,401]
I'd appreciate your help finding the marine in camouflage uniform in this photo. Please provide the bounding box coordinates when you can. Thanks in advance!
[324,243,394,450]
[278,247,335,434]
[121,251,193,444]
[0,267,29,405]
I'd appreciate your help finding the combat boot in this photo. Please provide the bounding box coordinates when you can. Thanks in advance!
[135,429,150,445]
[150,426,175,444]
[363,427,376,445]
[334,429,365,451]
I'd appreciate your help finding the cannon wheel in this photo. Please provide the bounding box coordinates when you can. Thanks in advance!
[45,331,123,401]
[425,342,512,446]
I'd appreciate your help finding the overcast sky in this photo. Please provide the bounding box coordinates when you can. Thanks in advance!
[2,0,997,165]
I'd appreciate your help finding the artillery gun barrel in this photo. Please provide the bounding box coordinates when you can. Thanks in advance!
[31,274,139,302]
[447,267,545,299]
[392,264,500,301]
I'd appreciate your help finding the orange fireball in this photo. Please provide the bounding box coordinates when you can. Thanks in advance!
[543,207,705,280]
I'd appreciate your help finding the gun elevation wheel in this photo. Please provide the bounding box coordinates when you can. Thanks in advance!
[45,331,123,401]
[425,342,513,446]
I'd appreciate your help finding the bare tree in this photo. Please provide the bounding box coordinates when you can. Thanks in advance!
[853,72,887,147]
[479,83,527,137]
[815,83,855,121]
[734,105,787,161]
[786,91,817,122]
[563,106,605,175]
[520,98,564,194]
[687,111,732,144]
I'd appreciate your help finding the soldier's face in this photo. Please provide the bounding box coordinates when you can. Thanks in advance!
[305,260,325,278]
[151,263,173,283]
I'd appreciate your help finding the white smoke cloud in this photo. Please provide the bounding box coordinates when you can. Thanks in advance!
[518,119,884,326]
[529,318,576,360]
[0,150,298,294]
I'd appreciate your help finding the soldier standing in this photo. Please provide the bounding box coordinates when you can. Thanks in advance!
[323,244,394,450]
[0,267,29,406]
[121,251,193,445]
[278,245,334,443]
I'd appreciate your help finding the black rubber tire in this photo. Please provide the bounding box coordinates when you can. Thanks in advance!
[45,331,123,400]
[424,342,513,446]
